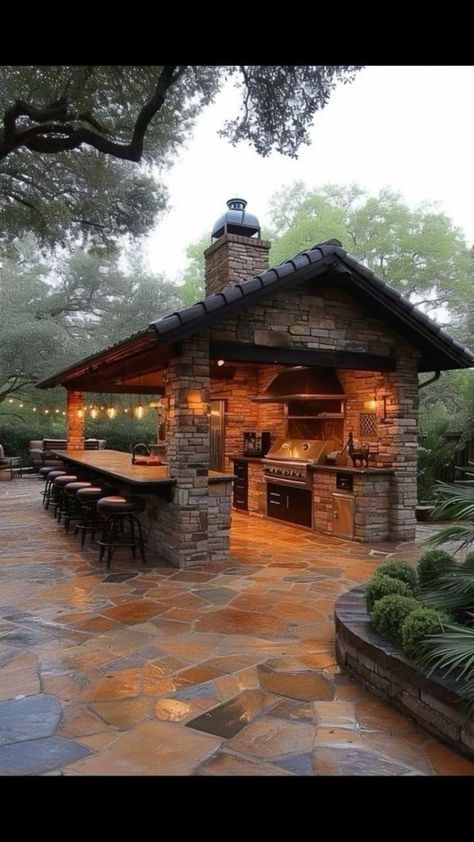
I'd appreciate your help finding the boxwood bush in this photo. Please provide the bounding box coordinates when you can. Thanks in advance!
[374,559,417,589]
[417,549,456,585]
[366,574,413,613]
[400,606,448,658]
[371,594,419,644]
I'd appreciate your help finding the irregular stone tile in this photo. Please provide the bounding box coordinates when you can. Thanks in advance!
[0,653,40,700]
[154,698,192,722]
[312,747,421,776]
[196,751,292,776]
[57,705,109,739]
[197,608,288,635]
[213,668,260,700]
[359,732,433,774]
[150,619,192,637]
[0,694,61,744]
[41,673,81,702]
[274,753,315,775]
[62,720,221,776]
[173,682,218,701]
[258,666,335,702]
[78,668,141,702]
[267,699,315,723]
[192,587,236,605]
[77,732,120,751]
[355,700,423,735]
[200,655,262,674]
[174,665,224,689]
[0,737,90,775]
[313,700,357,730]
[103,573,139,583]
[101,600,165,625]
[88,699,151,730]
[75,617,122,633]
[142,664,175,697]
[186,689,276,739]
[227,716,315,760]
[424,742,474,776]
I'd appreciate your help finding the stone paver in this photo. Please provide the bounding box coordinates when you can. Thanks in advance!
[0,477,473,776]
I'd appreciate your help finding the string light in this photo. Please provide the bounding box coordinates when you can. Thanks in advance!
[133,401,145,420]
[90,407,98,420]
[106,407,117,420]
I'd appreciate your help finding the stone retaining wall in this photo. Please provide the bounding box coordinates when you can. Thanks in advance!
[335,587,474,758]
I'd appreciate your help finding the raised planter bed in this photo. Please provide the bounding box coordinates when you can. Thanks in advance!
[335,587,474,759]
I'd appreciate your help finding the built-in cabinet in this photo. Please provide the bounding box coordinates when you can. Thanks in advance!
[232,459,248,510]
[266,482,312,527]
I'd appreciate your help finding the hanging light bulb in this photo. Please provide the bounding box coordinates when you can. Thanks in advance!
[124,408,128,413]
[44,409,49,414]
[8,398,13,403]
[62,411,66,416]
[134,401,145,420]
[106,407,117,420]
[77,409,84,418]
[90,406,98,420]
[55,409,60,414]
[33,407,37,413]
[19,403,23,408]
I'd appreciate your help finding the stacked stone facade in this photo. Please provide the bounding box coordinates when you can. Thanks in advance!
[66,391,84,450]
[204,233,271,296]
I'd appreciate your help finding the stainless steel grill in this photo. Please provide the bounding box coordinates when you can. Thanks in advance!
[263,438,340,487]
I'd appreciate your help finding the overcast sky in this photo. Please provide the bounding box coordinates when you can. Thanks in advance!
[145,66,474,279]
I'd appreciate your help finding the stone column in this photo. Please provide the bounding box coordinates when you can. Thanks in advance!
[164,332,212,566]
[66,390,84,450]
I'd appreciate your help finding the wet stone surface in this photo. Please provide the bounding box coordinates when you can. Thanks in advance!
[0,478,473,776]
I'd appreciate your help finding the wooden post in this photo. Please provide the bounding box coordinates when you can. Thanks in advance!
[67,390,84,450]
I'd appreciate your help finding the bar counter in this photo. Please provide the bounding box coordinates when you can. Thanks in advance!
[52,449,176,490]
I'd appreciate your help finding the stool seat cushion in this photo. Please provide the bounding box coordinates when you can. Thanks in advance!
[77,486,104,500]
[54,474,78,487]
[47,470,67,480]
[97,495,146,514]
[39,466,56,476]
[65,481,92,494]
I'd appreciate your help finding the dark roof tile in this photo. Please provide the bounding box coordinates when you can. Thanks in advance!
[221,285,245,305]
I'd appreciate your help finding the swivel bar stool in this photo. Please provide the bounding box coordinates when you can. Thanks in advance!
[96,496,146,568]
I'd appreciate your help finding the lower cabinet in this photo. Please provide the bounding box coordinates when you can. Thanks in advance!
[233,460,248,510]
[266,483,312,528]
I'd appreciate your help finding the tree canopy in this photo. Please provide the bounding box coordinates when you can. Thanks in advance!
[0,66,362,246]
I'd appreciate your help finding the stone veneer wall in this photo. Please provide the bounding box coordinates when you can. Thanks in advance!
[66,390,84,450]
[312,469,391,541]
[248,462,265,514]
[204,233,271,297]
[211,279,420,541]
[335,588,474,759]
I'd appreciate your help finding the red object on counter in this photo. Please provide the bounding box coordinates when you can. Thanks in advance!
[132,455,162,466]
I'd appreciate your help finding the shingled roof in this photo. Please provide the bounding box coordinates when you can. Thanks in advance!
[38,239,473,388]
[148,239,473,371]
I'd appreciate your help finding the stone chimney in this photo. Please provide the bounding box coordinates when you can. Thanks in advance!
[204,198,271,296]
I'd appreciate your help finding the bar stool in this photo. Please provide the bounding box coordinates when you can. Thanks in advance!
[75,486,105,547]
[96,496,146,567]
[60,481,93,532]
[43,470,67,509]
[51,474,78,518]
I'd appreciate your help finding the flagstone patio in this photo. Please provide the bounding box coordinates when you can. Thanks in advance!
[0,477,473,776]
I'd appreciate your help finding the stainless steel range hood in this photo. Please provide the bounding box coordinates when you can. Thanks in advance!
[253,367,346,402]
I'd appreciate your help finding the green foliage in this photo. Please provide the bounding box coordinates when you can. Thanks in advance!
[427,484,474,552]
[462,552,474,571]
[371,594,419,644]
[417,622,474,714]
[400,607,448,658]
[265,183,472,313]
[417,549,456,585]
[178,234,210,305]
[365,574,413,613]
[419,569,474,615]
[417,415,459,502]
[374,559,418,589]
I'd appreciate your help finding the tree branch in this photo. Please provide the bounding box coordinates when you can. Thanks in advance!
[0,66,186,164]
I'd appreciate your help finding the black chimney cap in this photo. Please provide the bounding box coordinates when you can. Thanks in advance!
[211,198,261,239]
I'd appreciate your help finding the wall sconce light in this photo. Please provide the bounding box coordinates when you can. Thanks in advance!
[217,359,225,367]
[366,390,378,411]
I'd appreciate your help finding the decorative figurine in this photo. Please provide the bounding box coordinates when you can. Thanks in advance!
[345,431,370,468]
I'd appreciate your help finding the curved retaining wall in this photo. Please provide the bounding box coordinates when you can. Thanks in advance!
[335,587,474,759]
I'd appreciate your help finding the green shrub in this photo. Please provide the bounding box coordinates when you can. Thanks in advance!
[366,574,413,613]
[417,549,455,585]
[462,552,474,572]
[375,559,417,589]
[372,594,419,644]
[400,606,448,658]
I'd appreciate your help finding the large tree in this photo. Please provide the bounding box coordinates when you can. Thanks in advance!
[0,66,362,245]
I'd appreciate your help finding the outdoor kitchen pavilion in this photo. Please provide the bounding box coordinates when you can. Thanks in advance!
[38,199,474,568]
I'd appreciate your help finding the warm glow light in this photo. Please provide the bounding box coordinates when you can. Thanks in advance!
[367,398,378,411]
[134,403,145,420]
[90,407,98,419]
[8,399,13,403]
[217,359,225,367]
[44,409,49,414]
[77,409,84,418]
[124,408,128,413]
[62,411,66,416]
[55,409,60,413]
[19,403,23,408]
[106,407,117,420]
[33,407,36,412]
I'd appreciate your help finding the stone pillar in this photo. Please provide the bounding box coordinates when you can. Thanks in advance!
[164,332,212,566]
[66,390,84,450]
[204,233,271,296]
